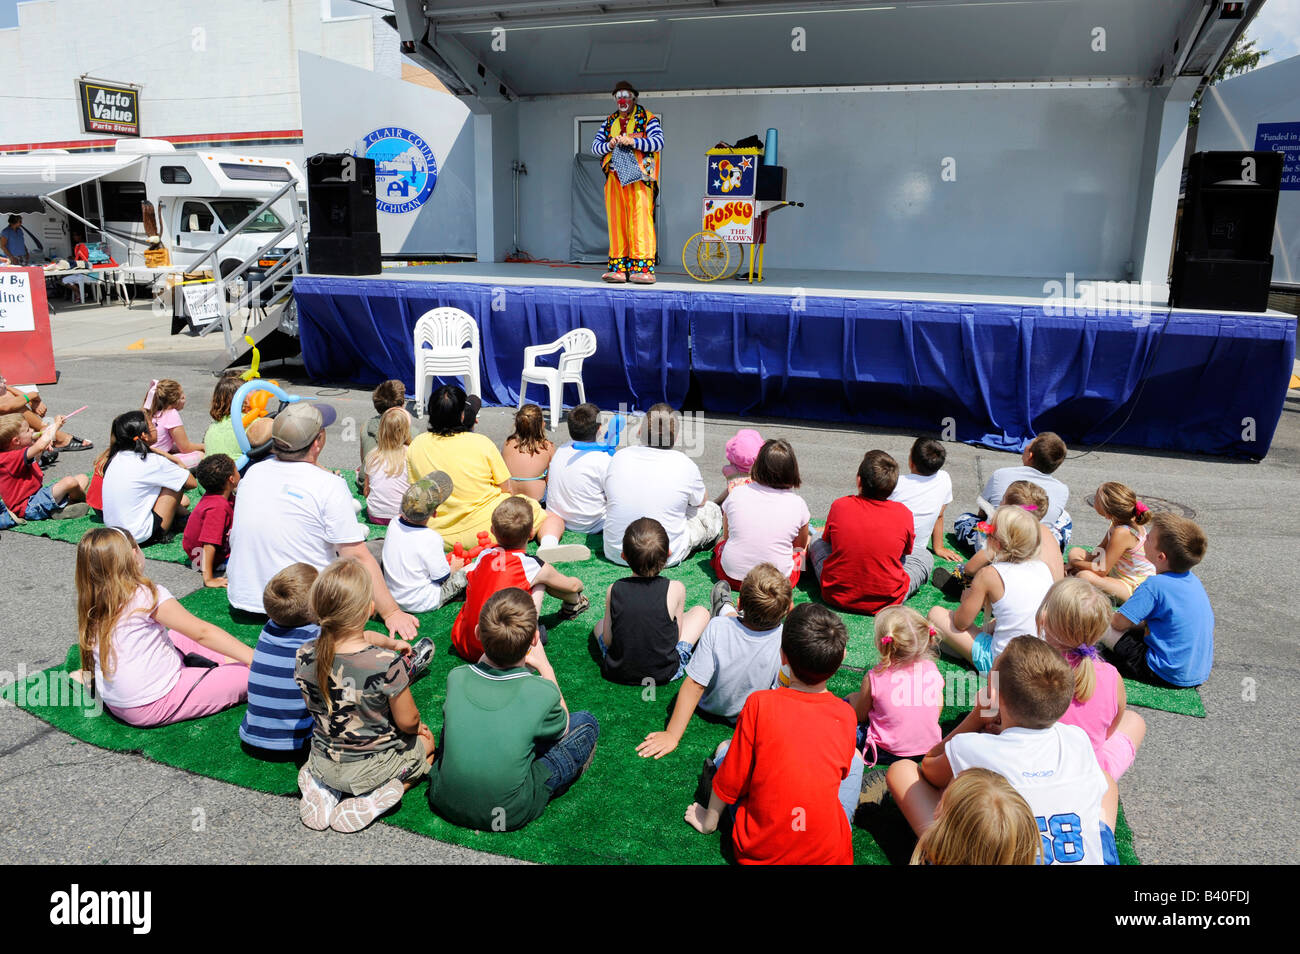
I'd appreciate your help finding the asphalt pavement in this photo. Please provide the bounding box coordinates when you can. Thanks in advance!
[1,300,1296,864]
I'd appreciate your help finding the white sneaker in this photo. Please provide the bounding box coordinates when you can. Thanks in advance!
[329,779,404,833]
[536,542,591,564]
[298,766,340,831]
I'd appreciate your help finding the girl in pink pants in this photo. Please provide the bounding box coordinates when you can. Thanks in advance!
[76,527,253,728]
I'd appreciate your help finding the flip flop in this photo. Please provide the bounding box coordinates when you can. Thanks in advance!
[56,436,94,452]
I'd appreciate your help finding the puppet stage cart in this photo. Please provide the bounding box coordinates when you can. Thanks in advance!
[682,146,801,283]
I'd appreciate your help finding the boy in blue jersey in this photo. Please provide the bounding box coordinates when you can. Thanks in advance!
[240,564,321,756]
[1102,512,1214,688]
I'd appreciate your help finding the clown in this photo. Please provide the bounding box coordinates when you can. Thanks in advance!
[591,80,663,284]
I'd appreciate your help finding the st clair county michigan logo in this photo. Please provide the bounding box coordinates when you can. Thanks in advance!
[360,127,438,214]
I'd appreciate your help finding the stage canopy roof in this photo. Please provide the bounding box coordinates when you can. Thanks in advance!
[392,0,1264,99]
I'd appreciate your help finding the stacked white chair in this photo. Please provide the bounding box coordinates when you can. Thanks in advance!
[412,307,481,417]
[518,327,598,428]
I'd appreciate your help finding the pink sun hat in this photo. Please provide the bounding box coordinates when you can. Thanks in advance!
[723,428,765,476]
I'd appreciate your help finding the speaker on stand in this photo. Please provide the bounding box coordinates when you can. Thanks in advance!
[306,153,382,275]
[1170,151,1282,312]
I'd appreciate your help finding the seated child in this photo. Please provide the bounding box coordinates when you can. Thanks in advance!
[76,527,252,728]
[101,410,195,546]
[537,402,611,545]
[239,563,320,755]
[144,378,204,468]
[929,505,1054,673]
[0,413,88,522]
[1101,512,1213,688]
[294,558,437,833]
[889,436,961,564]
[182,454,238,588]
[935,479,1064,599]
[202,371,245,462]
[888,635,1119,865]
[1040,579,1146,780]
[1066,481,1156,602]
[810,449,925,614]
[683,603,859,864]
[361,406,412,525]
[846,606,943,771]
[428,588,600,831]
[382,472,469,614]
[593,516,712,685]
[954,431,1072,550]
[713,438,811,589]
[449,496,588,660]
[502,403,555,502]
[360,379,406,467]
[636,563,793,759]
[909,768,1041,865]
[714,427,763,505]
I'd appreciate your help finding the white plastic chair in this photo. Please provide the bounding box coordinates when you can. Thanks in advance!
[412,307,481,418]
[518,328,598,428]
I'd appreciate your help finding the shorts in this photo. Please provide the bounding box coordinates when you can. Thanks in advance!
[1106,629,1188,689]
[1100,822,1119,865]
[1098,730,1137,780]
[140,510,169,547]
[23,486,66,520]
[308,735,430,797]
[971,631,996,674]
[596,634,694,681]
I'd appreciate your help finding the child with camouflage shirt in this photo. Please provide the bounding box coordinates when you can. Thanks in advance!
[294,558,436,833]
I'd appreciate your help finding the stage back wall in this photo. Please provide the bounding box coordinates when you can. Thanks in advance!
[515,85,1153,281]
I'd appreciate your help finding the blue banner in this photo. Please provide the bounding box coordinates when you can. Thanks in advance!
[1255,122,1300,191]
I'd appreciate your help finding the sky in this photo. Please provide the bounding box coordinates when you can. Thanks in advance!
[1,0,1297,63]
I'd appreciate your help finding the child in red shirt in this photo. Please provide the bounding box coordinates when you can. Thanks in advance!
[810,449,927,614]
[684,603,861,865]
[182,454,239,588]
[450,496,588,660]
[0,413,89,522]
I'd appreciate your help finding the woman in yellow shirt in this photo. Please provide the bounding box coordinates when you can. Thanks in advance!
[406,386,548,551]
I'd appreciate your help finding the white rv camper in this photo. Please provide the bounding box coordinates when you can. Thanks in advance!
[0,139,305,278]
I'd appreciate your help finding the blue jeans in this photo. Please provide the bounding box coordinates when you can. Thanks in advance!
[538,710,599,796]
[715,738,864,824]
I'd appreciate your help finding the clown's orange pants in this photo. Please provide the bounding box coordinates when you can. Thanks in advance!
[604,174,656,274]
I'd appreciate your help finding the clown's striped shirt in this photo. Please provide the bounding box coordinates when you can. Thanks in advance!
[592,111,664,157]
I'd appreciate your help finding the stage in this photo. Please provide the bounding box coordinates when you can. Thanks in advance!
[293,262,1297,458]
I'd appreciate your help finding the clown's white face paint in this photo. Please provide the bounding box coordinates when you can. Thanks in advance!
[616,92,634,114]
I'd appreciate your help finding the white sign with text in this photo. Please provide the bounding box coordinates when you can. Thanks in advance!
[0,271,35,333]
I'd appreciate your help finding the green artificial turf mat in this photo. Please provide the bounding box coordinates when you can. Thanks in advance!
[6,470,386,563]
[3,532,1142,864]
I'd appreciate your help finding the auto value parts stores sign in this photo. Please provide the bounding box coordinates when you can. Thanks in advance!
[77,79,140,136]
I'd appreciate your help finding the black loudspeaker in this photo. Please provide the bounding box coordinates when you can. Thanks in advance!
[307,232,382,276]
[1171,151,1281,311]
[756,164,786,201]
[306,153,378,237]
[1170,256,1273,313]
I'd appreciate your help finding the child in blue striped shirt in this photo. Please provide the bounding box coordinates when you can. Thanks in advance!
[239,563,320,756]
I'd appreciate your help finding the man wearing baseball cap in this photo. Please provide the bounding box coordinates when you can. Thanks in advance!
[227,401,420,641]
[591,80,663,284]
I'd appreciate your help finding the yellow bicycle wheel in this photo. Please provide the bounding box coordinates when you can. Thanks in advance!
[682,230,730,282]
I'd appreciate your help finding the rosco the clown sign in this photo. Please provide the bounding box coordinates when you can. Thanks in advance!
[702,198,756,242]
